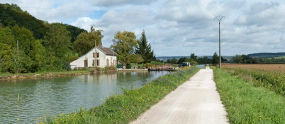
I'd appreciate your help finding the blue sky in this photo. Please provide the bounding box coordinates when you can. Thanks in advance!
[1,0,285,56]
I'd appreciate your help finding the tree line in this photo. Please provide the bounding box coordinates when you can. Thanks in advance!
[166,52,227,65]
[232,54,285,64]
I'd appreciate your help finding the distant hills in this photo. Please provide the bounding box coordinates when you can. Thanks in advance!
[156,56,233,62]
[157,52,285,62]
[248,52,285,58]
[0,3,86,42]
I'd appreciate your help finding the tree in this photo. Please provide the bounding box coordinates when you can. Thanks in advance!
[177,57,191,64]
[190,53,197,61]
[44,23,71,59]
[232,55,242,63]
[130,54,144,63]
[65,24,86,43]
[73,26,103,56]
[111,31,137,65]
[212,52,219,65]
[29,40,47,72]
[12,26,35,56]
[170,58,177,64]
[0,27,15,72]
[190,60,198,66]
[135,30,155,63]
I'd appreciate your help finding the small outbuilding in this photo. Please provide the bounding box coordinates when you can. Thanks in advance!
[70,45,117,69]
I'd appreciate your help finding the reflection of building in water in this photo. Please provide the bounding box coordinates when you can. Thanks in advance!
[84,75,88,83]
[91,73,118,98]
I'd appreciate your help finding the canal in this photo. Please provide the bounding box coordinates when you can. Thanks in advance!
[0,71,169,123]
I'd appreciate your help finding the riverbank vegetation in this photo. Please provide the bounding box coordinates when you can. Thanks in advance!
[214,68,285,123]
[38,67,199,124]
[0,70,90,80]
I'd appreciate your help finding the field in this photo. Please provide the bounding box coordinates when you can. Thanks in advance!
[222,64,285,72]
[215,64,285,123]
[214,69,285,123]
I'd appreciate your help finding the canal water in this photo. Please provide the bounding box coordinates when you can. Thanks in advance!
[197,64,205,69]
[0,71,169,123]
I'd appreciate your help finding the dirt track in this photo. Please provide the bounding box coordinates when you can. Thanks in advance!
[131,68,228,124]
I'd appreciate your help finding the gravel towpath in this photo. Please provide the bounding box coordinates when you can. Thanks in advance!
[130,67,229,124]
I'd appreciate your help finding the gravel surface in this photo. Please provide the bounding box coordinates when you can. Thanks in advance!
[131,68,229,124]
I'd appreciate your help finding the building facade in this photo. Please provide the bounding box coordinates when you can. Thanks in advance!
[70,45,117,69]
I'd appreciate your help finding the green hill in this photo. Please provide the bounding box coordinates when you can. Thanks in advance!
[248,52,285,58]
[0,3,86,42]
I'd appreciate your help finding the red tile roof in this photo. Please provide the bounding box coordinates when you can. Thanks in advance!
[98,46,117,56]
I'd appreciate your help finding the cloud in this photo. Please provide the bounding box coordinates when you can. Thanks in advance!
[234,2,285,27]
[2,0,285,56]
[92,0,156,7]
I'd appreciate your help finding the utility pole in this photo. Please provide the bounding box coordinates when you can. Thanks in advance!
[215,16,224,68]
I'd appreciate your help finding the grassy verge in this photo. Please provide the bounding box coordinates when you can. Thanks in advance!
[214,69,285,123]
[38,67,200,124]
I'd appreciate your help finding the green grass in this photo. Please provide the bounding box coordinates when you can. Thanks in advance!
[223,68,285,95]
[214,69,285,123]
[150,61,164,65]
[38,67,200,124]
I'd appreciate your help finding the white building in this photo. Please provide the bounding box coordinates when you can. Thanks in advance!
[70,45,117,69]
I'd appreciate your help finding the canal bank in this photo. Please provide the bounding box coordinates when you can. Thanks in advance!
[0,71,90,81]
[0,71,169,123]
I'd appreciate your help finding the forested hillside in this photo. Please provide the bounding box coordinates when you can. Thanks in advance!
[0,3,86,42]
[248,52,285,58]
[0,3,102,73]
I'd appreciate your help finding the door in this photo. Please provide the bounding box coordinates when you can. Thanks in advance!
[84,60,88,67]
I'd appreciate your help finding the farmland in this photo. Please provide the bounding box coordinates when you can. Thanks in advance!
[222,64,285,72]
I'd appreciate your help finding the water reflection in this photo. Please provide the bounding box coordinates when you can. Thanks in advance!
[0,71,168,123]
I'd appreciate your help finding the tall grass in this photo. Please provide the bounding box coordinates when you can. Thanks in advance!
[38,67,200,124]
[223,68,285,95]
[214,69,285,123]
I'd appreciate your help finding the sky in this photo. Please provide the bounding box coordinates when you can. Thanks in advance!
[1,0,285,56]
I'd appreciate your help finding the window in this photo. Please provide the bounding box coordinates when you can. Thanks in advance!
[93,52,99,58]
[97,60,99,66]
[107,59,109,66]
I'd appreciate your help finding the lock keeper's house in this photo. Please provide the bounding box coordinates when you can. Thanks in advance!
[70,45,117,69]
